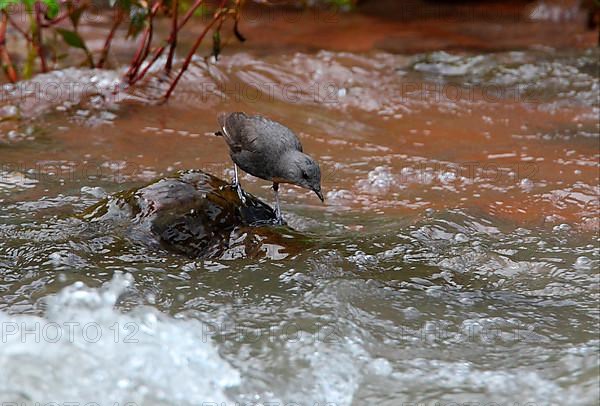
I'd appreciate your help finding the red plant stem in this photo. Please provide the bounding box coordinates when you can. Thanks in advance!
[165,0,179,73]
[163,7,226,101]
[40,11,70,28]
[34,2,48,73]
[130,45,165,85]
[130,0,206,84]
[126,1,162,83]
[177,0,207,32]
[0,12,18,83]
[6,13,32,42]
[140,10,157,68]
[126,33,149,81]
[97,9,123,68]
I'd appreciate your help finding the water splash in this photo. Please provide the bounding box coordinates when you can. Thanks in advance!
[0,272,240,404]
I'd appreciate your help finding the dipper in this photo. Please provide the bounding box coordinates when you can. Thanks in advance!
[216,112,323,223]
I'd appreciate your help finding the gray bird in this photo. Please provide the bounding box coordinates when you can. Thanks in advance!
[216,112,323,224]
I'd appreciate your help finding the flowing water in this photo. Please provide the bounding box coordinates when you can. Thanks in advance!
[0,36,598,405]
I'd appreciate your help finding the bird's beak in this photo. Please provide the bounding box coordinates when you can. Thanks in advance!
[314,189,324,202]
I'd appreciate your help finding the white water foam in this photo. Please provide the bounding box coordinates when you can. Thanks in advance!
[0,272,240,405]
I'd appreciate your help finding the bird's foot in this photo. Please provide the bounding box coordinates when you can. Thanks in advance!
[273,207,285,225]
[231,182,247,204]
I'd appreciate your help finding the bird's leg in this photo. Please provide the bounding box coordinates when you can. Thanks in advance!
[273,182,284,225]
[232,164,239,186]
[232,163,246,204]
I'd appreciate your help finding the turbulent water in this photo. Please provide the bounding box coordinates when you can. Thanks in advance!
[0,47,598,405]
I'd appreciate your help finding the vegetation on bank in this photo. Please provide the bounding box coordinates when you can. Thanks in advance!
[0,0,247,101]
[0,0,354,101]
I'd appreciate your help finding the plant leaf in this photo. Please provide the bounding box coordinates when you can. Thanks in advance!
[0,0,19,11]
[111,0,132,9]
[127,5,148,38]
[42,0,60,19]
[56,28,87,50]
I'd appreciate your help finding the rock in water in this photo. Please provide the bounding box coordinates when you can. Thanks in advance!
[81,170,299,258]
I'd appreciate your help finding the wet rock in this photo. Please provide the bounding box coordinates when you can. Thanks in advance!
[81,170,307,259]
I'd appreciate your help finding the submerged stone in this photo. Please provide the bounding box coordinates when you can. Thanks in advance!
[81,170,308,259]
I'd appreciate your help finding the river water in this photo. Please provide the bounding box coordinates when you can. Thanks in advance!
[0,16,598,406]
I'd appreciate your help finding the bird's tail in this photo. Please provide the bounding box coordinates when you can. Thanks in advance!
[216,112,247,150]
[214,113,228,136]
[216,112,234,141]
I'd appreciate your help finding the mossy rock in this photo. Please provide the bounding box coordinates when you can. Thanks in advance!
[81,170,307,259]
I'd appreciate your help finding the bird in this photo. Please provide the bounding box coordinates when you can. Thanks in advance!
[216,112,323,224]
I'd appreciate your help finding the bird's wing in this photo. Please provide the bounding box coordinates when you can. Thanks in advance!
[218,112,303,155]
[247,114,303,154]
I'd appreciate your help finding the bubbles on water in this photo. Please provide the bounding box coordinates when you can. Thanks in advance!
[410,49,599,106]
[368,358,393,376]
[553,223,572,233]
[0,68,122,124]
[0,170,38,191]
[574,256,593,270]
[348,250,378,270]
[387,357,589,403]
[46,250,89,270]
[438,171,457,184]
[80,186,107,199]
[454,233,469,243]
[529,1,580,22]
[402,306,422,320]
[413,51,487,76]
[519,178,535,191]
[358,166,396,194]
[325,188,355,206]
[0,104,18,118]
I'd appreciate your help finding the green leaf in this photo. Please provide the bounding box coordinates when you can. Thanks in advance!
[127,5,148,38]
[111,0,132,9]
[56,28,87,50]
[56,28,95,67]
[0,0,19,11]
[42,0,60,19]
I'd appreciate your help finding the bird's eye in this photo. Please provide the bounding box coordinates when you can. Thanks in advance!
[302,171,309,179]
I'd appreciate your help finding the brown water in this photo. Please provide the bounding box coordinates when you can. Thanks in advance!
[0,5,599,405]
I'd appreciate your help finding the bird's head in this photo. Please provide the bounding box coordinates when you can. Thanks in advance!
[284,152,323,202]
